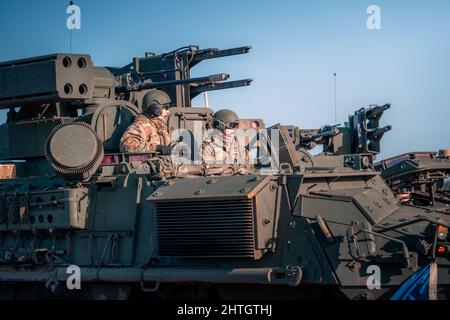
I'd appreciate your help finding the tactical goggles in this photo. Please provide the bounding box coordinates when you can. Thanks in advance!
[215,119,239,130]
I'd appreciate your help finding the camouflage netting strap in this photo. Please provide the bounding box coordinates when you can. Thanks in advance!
[145,157,255,179]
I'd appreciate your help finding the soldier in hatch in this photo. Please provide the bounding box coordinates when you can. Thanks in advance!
[201,109,253,165]
[120,89,174,155]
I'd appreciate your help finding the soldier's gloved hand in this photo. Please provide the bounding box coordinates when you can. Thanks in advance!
[156,145,172,155]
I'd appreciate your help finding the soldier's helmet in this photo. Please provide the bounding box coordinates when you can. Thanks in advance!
[142,90,171,117]
[212,109,240,131]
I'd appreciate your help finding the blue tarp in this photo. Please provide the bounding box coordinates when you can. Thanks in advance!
[391,262,437,300]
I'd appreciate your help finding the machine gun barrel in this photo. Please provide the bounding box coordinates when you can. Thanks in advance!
[115,73,230,94]
[191,46,252,66]
[302,126,340,144]
[190,79,254,98]
[314,128,339,140]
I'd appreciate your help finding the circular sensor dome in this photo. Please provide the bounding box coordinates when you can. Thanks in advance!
[45,122,104,180]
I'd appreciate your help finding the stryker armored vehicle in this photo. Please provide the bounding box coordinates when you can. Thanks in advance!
[0,45,450,300]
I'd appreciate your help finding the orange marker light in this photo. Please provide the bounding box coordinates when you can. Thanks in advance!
[437,225,448,240]
[438,225,448,233]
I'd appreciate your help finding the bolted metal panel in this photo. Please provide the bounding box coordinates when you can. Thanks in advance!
[156,198,256,258]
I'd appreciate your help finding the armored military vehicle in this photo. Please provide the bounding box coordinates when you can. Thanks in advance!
[0,46,449,300]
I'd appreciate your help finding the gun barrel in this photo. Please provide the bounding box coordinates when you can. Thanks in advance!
[190,79,253,98]
[115,73,230,94]
[302,128,339,143]
[192,46,252,65]
[313,128,339,139]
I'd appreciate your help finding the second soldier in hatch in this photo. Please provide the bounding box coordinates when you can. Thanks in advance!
[120,89,174,155]
[201,109,253,165]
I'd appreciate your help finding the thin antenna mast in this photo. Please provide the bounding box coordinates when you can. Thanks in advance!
[333,72,337,124]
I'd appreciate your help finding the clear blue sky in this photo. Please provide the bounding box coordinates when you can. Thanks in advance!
[1,0,449,159]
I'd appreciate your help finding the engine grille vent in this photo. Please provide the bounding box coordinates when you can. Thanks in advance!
[156,199,255,258]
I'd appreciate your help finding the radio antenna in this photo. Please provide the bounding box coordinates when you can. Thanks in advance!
[333,72,337,124]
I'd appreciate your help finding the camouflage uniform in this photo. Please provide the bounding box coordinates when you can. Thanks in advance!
[120,114,171,153]
[201,131,252,165]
